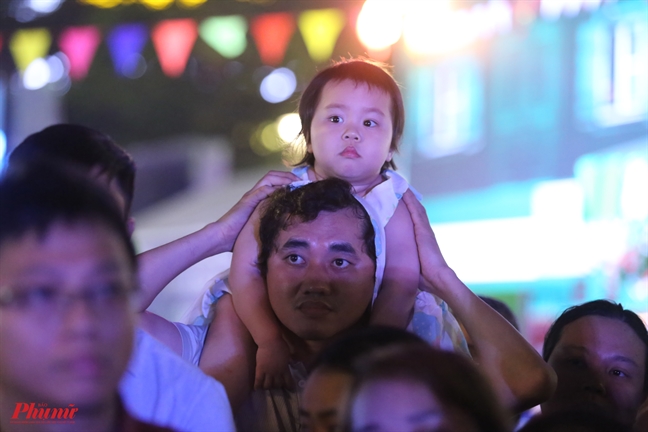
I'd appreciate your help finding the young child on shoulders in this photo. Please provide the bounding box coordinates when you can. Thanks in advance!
[224,58,463,390]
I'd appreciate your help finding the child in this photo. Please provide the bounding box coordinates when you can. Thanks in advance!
[224,59,462,390]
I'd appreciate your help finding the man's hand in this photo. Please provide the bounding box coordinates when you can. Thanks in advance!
[402,189,453,296]
[254,338,294,390]
[214,170,298,252]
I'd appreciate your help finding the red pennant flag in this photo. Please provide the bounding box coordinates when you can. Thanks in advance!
[58,26,101,80]
[250,12,295,66]
[152,19,198,78]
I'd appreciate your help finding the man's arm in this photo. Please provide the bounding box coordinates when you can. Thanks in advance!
[402,190,557,413]
[135,170,298,312]
[136,171,297,355]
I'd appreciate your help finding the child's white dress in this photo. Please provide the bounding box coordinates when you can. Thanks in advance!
[174,168,469,365]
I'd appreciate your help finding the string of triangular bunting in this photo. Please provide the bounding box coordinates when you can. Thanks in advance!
[3,8,346,80]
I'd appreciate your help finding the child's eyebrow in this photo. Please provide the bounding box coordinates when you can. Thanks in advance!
[323,103,386,117]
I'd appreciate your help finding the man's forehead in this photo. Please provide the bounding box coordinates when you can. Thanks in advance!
[276,211,366,248]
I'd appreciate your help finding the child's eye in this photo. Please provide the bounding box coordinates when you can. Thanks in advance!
[363,119,377,127]
[333,259,349,268]
[610,369,628,378]
[329,116,342,123]
[287,254,304,264]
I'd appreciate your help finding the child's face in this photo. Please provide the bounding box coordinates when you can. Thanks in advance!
[309,80,393,186]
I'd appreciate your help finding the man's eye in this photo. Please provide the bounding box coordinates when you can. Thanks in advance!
[333,259,349,268]
[22,287,58,308]
[565,357,585,367]
[363,119,377,127]
[287,255,304,264]
[329,115,342,123]
[610,369,628,378]
[93,282,128,301]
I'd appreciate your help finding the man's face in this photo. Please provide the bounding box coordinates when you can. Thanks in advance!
[542,315,647,426]
[0,222,135,408]
[266,209,375,342]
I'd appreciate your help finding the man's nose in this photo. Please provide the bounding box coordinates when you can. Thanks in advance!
[61,298,100,338]
[582,370,606,396]
[302,264,332,295]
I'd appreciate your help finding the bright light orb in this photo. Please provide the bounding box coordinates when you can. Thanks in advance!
[47,53,66,82]
[27,0,64,13]
[277,113,302,143]
[357,0,404,50]
[259,67,297,104]
[23,58,50,90]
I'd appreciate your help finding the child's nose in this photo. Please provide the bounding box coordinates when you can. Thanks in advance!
[343,130,360,141]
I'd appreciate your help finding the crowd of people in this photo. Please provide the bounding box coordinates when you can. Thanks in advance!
[0,59,646,432]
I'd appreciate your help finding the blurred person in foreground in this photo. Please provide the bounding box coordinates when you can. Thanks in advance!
[343,344,512,432]
[7,124,275,431]
[540,300,647,429]
[0,164,173,432]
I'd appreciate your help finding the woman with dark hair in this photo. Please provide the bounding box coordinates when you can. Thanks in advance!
[344,344,512,432]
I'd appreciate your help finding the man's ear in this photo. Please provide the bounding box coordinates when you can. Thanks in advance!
[386,150,393,163]
[126,217,136,237]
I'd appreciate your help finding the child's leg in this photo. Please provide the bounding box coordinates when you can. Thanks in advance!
[199,294,256,412]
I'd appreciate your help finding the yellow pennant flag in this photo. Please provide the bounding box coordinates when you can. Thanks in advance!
[9,28,52,73]
[298,9,345,63]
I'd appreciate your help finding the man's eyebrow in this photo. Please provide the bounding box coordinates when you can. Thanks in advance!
[559,346,640,368]
[611,355,640,368]
[280,238,309,250]
[329,242,357,254]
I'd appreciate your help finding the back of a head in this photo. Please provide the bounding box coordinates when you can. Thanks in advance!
[256,178,376,278]
[311,326,427,373]
[347,344,512,432]
[480,296,519,330]
[8,124,136,214]
[517,409,631,432]
[543,299,648,391]
[0,162,135,268]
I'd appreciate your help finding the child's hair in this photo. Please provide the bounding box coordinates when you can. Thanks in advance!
[295,58,405,171]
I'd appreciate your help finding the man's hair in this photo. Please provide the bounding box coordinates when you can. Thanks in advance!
[295,58,405,171]
[257,177,376,279]
[543,299,648,393]
[8,124,136,215]
[0,162,136,269]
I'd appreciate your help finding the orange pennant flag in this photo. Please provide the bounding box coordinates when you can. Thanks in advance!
[250,12,295,66]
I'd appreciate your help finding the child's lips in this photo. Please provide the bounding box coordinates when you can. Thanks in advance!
[340,146,360,158]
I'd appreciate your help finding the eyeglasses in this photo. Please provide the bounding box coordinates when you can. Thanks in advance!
[0,282,134,318]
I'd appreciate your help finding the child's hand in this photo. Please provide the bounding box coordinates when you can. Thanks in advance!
[216,170,299,252]
[254,338,294,390]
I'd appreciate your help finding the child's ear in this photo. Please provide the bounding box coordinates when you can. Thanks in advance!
[306,143,313,153]
[386,151,393,162]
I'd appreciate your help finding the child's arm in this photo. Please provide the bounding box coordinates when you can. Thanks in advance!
[370,198,420,328]
[227,205,293,390]
[135,170,297,312]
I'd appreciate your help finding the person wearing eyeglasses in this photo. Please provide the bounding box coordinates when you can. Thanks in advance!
[0,164,175,432]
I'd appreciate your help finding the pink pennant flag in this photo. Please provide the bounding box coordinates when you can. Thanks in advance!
[151,19,198,78]
[58,26,101,80]
[250,12,295,66]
